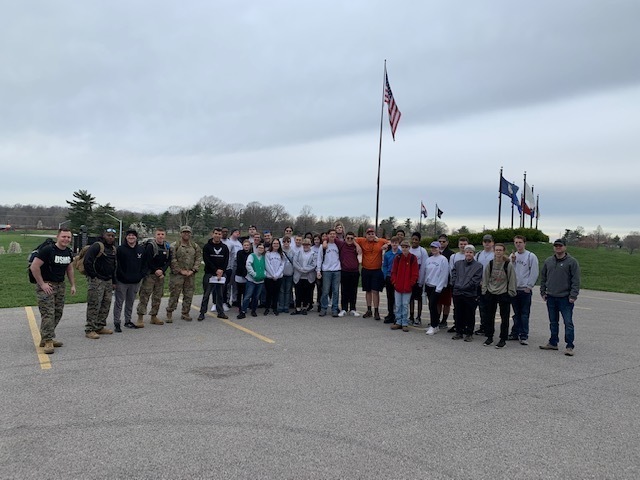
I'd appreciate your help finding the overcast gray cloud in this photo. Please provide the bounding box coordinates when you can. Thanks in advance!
[1,0,640,236]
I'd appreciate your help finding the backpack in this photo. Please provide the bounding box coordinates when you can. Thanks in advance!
[489,259,509,275]
[27,238,56,284]
[72,242,105,275]
[140,237,170,257]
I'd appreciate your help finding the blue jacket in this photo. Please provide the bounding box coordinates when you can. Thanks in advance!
[383,248,402,278]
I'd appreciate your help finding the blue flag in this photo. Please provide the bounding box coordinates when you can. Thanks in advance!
[500,177,522,213]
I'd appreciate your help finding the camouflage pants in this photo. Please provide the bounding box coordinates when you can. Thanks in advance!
[167,273,195,316]
[85,277,113,333]
[36,281,65,341]
[136,273,165,316]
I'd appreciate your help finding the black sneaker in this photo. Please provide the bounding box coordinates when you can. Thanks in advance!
[114,324,122,333]
[273,311,279,316]
[464,335,473,342]
[264,309,270,316]
[495,340,507,349]
[413,318,422,326]
[237,312,246,319]
[124,322,138,329]
[474,329,485,336]
[197,314,205,321]
[452,333,463,340]
[438,321,447,329]
[507,334,519,341]
[290,310,299,315]
[301,309,307,315]
[251,310,258,317]
[447,326,456,333]
[218,313,229,319]
[363,310,373,318]
[483,337,493,346]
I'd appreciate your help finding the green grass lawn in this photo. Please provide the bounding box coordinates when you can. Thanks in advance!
[1,232,638,308]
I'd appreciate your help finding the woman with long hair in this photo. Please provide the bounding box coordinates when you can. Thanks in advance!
[264,238,285,316]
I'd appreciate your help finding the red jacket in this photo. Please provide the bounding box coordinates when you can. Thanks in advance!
[391,253,419,293]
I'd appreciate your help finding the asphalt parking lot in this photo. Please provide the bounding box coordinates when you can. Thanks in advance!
[1,289,639,479]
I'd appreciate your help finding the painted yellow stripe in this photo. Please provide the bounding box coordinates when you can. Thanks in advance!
[192,306,275,344]
[24,306,52,370]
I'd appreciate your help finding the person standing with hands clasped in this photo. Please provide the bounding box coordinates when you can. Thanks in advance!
[539,239,581,356]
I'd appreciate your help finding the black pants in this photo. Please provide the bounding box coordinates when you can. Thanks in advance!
[453,295,478,336]
[264,278,282,310]
[236,282,246,311]
[385,276,395,318]
[485,292,512,340]
[200,274,224,315]
[425,285,441,328]
[340,270,360,312]
[294,280,314,309]
[478,293,489,331]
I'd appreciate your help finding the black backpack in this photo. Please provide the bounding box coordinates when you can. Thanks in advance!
[27,238,56,284]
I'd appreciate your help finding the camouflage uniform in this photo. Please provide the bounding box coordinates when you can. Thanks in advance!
[36,282,65,341]
[84,239,117,333]
[85,277,114,332]
[137,240,171,316]
[137,274,165,316]
[167,240,202,317]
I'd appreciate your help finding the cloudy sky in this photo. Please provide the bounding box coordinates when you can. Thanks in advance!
[2,1,640,237]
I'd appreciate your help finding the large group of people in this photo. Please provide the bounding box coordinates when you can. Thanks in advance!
[30,224,581,357]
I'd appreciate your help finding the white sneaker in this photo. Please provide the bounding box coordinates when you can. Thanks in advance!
[223,303,230,312]
[426,326,439,335]
[210,305,216,312]
[350,310,361,317]
[338,310,346,317]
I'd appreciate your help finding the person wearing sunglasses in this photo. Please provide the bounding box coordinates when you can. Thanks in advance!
[84,227,118,339]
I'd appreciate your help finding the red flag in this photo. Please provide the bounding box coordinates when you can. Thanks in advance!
[384,68,401,141]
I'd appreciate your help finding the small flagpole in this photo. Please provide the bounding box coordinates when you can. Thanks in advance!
[529,185,535,228]
[374,60,386,235]
[497,167,503,230]
[434,203,437,238]
[521,171,527,228]
[419,201,422,233]
[535,194,540,229]
[511,202,515,229]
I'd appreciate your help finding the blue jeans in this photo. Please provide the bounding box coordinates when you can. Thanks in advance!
[242,281,264,313]
[545,296,575,348]
[321,270,340,313]
[278,275,293,312]
[512,289,532,339]
[394,292,411,326]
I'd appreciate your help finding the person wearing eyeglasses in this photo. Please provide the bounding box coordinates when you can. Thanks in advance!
[167,226,202,322]
[84,227,118,339]
[539,239,581,356]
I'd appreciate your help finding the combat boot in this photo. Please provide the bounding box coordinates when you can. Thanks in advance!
[136,314,145,328]
[165,311,173,323]
[39,339,63,348]
[43,340,54,354]
[150,315,164,325]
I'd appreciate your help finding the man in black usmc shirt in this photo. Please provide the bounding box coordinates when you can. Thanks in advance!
[29,228,76,354]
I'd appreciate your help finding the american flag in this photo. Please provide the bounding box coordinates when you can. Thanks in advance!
[384,68,401,141]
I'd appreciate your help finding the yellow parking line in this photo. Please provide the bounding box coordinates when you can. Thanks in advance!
[192,307,275,344]
[24,307,52,370]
